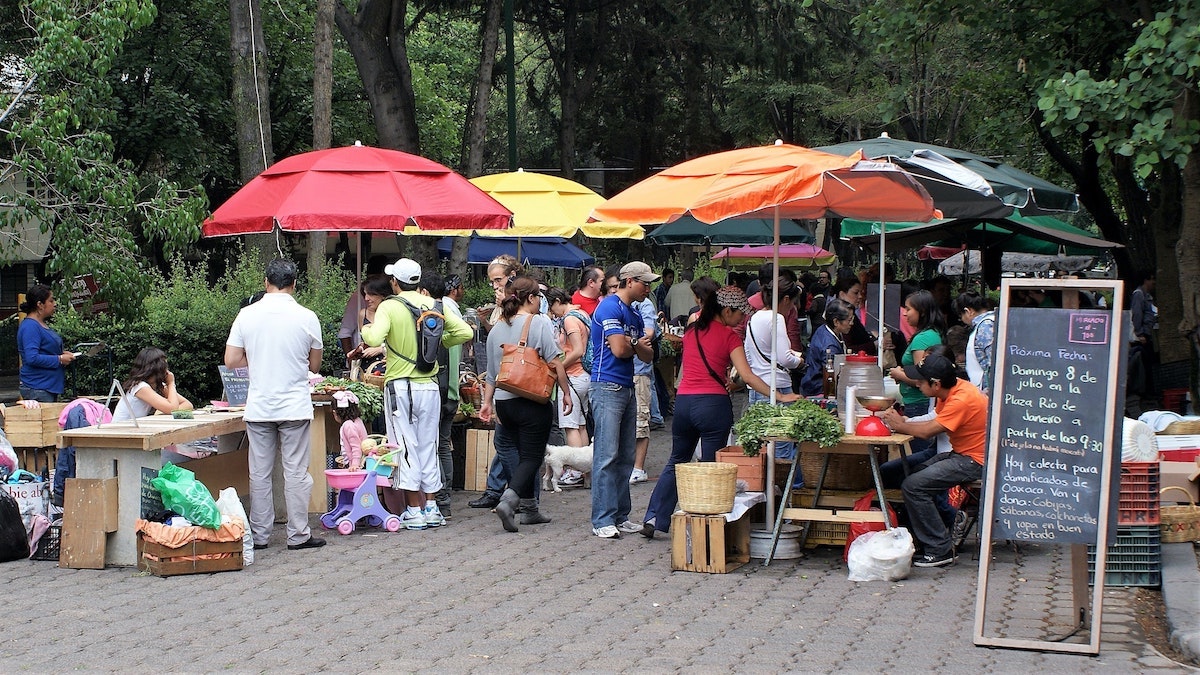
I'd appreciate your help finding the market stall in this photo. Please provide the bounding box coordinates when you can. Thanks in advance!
[57,410,246,567]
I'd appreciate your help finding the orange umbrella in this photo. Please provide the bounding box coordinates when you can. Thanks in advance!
[591,141,937,540]
[590,142,937,225]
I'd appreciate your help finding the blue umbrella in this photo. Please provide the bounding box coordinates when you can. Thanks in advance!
[436,234,594,268]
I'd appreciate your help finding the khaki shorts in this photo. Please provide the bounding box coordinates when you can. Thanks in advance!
[635,374,651,439]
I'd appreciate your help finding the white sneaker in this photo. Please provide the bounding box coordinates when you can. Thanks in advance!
[629,468,648,484]
[560,470,584,487]
[592,525,621,539]
[423,506,444,527]
[617,520,644,534]
[401,509,427,530]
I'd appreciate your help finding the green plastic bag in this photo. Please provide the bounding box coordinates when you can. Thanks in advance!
[150,463,221,529]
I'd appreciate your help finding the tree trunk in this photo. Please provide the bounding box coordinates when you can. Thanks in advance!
[309,0,335,277]
[229,0,275,257]
[1170,91,1200,371]
[334,0,420,153]
[453,0,504,279]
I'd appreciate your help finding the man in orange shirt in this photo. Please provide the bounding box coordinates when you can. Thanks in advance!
[880,354,988,568]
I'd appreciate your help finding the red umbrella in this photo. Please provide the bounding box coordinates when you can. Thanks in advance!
[202,143,512,236]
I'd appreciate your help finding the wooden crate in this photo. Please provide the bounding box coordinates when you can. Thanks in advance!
[3,403,69,448]
[464,429,496,492]
[715,447,766,491]
[136,533,243,576]
[670,512,751,573]
[15,447,57,475]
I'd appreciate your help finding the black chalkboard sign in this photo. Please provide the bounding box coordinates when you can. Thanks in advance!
[217,365,250,406]
[989,307,1123,545]
[140,466,164,518]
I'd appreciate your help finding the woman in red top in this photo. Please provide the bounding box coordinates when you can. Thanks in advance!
[640,286,800,536]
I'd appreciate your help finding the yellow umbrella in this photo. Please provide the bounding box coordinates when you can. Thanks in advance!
[403,169,643,239]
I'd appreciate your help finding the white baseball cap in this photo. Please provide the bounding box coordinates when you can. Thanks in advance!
[384,258,421,284]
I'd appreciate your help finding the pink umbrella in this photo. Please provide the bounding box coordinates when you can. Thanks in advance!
[711,243,837,269]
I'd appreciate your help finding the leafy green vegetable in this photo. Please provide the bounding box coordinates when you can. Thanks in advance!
[732,400,844,456]
[315,377,385,420]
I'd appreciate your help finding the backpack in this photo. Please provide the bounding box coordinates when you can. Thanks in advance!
[385,296,445,374]
[566,309,594,373]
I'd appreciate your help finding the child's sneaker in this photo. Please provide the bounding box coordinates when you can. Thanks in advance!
[423,506,445,527]
[401,509,427,530]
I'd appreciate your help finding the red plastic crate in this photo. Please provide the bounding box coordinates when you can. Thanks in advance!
[1160,448,1200,463]
[1118,493,1161,525]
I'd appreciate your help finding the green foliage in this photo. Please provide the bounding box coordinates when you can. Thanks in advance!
[1,0,207,317]
[50,250,355,403]
[462,279,496,310]
[733,400,845,456]
[1038,0,1200,179]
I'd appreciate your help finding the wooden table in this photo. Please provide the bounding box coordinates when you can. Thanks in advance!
[58,411,248,567]
[762,433,913,566]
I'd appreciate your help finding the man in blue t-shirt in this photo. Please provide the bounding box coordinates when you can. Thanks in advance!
[589,261,658,538]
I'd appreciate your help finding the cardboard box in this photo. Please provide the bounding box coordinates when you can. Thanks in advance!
[464,429,496,492]
[1159,460,1200,503]
[716,447,766,492]
[136,533,243,576]
[670,512,751,573]
[3,403,69,447]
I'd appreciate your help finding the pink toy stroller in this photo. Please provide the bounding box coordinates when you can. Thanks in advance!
[321,449,401,534]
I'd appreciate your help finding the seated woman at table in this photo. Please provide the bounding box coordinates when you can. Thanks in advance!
[111,347,193,422]
[640,286,799,538]
[800,298,856,396]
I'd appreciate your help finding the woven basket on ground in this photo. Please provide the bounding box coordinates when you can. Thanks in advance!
[798,447,885,491]
[676,462,738,515]
[459,371,483,408]
[1160,486,1200,543]
[1161,419,1200,435]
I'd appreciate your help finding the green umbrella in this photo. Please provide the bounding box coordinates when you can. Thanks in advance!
[646,214,814,246]
[840,213,1119,254]
[818,134,1079,216]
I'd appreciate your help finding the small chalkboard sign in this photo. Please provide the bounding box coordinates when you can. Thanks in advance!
[990,307,1120,544]
[140,466,164,518]
[218,365,250,406]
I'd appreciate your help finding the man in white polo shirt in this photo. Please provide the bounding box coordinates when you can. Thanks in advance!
[225,259,325,551]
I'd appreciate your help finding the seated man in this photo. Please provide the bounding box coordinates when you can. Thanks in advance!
[879,354,988,568]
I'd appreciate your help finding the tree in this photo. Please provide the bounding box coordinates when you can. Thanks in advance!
[334,0,421,152]
[0,0,205,317]
[1038,0,1199,363]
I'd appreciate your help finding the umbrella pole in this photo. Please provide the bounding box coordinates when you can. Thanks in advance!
[765,206,782,529]
[878,221,887,371]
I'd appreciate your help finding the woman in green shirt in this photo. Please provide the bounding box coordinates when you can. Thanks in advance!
[887,289,946,455]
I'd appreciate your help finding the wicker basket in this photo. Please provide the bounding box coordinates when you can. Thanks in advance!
[676,462,738,515]
[798,448,885,491]
[1161,419,1200,435]
[1160,486,1200,543]
[459,371,483,408]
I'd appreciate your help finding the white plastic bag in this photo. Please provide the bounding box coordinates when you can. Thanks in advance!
[847,527,915,582]
[215,488,253,565]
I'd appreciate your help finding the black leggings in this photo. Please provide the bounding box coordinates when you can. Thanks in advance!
[495,397,554,499]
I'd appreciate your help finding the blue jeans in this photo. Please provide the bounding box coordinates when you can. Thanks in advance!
[649,376,663,425]
[53,405,90,498]
[590,381,637,529]
[903,400,933,455]
[881,447,956,528]
[19,386,58,403]
[485,419,519,495]
[902,452,982,557]
[643,394,733,532]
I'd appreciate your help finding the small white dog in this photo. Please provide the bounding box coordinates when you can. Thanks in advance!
[542,444,593,492]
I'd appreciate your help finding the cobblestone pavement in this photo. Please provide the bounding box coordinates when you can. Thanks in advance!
[3,425,1193,673]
